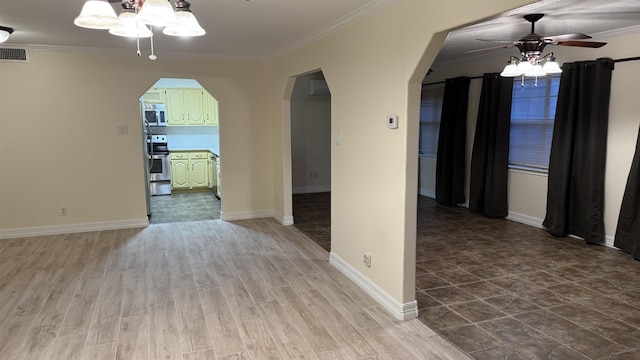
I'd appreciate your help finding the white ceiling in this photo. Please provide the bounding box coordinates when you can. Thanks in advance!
[1,0,640,61]
[435,0,640,64]
[0,0,393,59]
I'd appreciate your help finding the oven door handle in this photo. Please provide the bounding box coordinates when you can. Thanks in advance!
[145,119,154,168]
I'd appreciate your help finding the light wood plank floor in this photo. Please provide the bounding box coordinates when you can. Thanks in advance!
[0,218,469,360]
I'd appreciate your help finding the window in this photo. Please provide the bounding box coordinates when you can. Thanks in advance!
[509,75,560,171]
[419,84,445,157]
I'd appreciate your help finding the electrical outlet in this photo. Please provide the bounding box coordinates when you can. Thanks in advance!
[60,207,68,216]
[117,125,128,135]
[363,252,372,268]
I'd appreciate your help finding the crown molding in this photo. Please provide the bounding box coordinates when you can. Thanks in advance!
[269,0,399,60]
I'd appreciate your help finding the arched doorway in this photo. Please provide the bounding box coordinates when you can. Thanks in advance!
[289,70,332,251]
[141,77,221,224]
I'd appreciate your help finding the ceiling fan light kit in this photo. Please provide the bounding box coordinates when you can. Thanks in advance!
[74,0,205,59]
[500,52,561,78]
[489,14,606,79]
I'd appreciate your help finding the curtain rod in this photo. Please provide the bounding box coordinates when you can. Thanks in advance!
[422,75,483,87]
[422,57,639,87]
[614,56,640,63]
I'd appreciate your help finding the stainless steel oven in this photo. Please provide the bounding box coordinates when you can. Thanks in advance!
[148,135,171,195]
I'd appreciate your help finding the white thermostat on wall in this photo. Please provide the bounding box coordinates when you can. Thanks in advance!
[387,115,399,129]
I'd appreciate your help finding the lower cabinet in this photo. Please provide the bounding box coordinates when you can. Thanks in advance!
[189,152,209,188]
[170,152,211,190]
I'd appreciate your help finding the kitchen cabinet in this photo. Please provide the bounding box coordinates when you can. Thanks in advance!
[142,88,164,104]
[189,152,209,187]
[165,89,186,125]
[184,89,205,125]
[204,93,219,125]
[170,153,190,189]
[164,88,206,126]
[170,152,211,189]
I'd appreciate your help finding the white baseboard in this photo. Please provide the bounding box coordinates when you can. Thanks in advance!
[507,211,618,249]
[605,235,615,248]
[329,252,418,321]
[507,211,544,229]
[220,210,274,221]
[272,211,294,226]
[0,218,149,240]
[292,185,331,195]
[418,188,435,198]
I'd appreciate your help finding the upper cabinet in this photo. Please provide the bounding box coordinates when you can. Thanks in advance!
[142,88,165,104]
[183,89,205,125]
[165,89,186,125]
[163,88,217,126]
[204,93,219,126]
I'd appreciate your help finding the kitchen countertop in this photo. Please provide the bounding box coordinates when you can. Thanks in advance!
[168,146,219,156]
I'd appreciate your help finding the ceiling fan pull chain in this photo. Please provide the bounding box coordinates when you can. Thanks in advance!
[149,26,157,60]
[136,31,141,56]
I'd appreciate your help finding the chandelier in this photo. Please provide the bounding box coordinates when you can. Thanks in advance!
[74,0,205,60]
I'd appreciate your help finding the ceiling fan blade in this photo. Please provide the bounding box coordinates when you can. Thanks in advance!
[544,33,592,42]
[476,38,515,43]
[465,44,515,54]
[556,40,607,48]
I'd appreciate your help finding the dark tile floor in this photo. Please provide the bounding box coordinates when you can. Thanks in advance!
[293,192,640,360]
[292,192,331,251]
[149,190,221,224]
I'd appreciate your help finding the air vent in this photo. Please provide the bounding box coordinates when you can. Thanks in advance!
[0,47,29,63]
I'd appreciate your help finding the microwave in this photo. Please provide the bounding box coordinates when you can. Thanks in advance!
[144,103,167,127]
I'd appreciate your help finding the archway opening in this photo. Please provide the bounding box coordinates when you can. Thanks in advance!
[140,77,221,224]
[289,70,332,251]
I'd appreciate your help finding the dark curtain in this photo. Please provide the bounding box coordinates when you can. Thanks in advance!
[543,58,615,244]
[469,73,513,217]
[436,76,470,205]
[614,126,640,259]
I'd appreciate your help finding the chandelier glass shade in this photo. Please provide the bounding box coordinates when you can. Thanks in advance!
[163,2,205,36]
[0,26,14,43]
[74,0,122,30]
[134,0,177,27]
[109,10,153,38]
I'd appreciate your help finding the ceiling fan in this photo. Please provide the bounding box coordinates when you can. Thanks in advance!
[473,14,607,77]
[473,13,607,55]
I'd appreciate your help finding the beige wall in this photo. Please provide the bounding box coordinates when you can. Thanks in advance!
[270,0,534,304]
[0,49,272,232]
[422,31,640,244]
[0,0,539,310]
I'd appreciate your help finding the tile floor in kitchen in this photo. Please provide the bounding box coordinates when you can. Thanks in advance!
[292,192,640,360]
[149,190,221,224]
